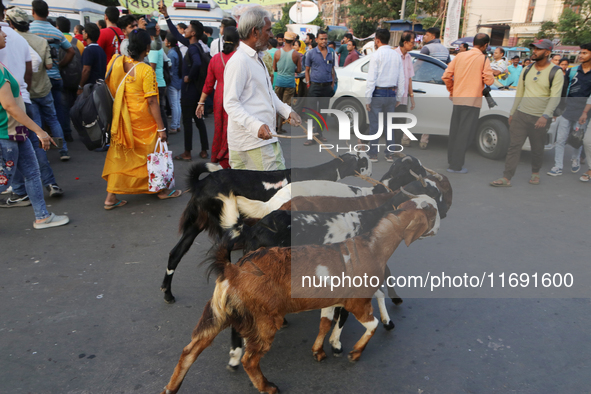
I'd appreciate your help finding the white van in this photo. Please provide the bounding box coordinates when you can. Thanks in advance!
[7,0,106,28]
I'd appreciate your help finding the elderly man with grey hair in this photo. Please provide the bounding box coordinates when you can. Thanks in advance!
[223,7,301,170]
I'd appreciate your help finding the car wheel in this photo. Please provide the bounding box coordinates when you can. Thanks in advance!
[475,118,510,160]
[335,98,366,131]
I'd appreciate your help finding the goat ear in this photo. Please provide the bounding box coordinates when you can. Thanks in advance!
[403,213,429,247]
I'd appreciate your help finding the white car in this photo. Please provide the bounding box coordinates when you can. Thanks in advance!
[331,52,553,159]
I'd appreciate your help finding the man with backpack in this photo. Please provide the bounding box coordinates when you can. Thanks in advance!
[490,39,564,187]
[29,0,74,161]
[56,16,83,142]
[98,6,124,63]
[78,23,106,92]
[160,3,209,161]
[547,43,591,176]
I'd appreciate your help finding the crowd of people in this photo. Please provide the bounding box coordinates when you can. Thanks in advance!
[1,2,590,230]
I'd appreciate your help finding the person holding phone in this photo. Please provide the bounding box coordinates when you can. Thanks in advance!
[0,27,69,229]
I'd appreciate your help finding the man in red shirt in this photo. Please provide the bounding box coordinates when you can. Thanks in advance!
[97,6,124,62]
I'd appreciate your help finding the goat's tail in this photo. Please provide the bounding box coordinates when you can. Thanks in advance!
[187,162,223,192]
[205,231,234,281]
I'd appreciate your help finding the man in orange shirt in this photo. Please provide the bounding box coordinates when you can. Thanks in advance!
[442,33,494,173]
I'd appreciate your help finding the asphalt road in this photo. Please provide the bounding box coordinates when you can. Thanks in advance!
[2,116,590,394]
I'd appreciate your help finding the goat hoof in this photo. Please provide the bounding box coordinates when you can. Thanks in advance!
[260,382,279,393]
[226,364,239,372]
[312,351,327,362]
[383,321,395,330]
[164,295,176,304]
[348,351,361,363]
[391,297,403,306]
[331,346,343,356]
[281,318,289,329]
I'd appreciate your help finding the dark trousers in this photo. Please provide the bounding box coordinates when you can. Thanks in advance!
[61,87,77,138]
[503,110,548,179]
[307,83,334,137]
[447,105,480,170]
[50,79,72,138]
[393,103,408,146]
[367,88,397,157]
[158,87,169,135]
[181,102,208,152]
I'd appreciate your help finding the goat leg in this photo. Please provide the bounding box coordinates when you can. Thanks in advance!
[162,300,228,394]
[329,308,349,356]
[312,307,335,362]
[161,225,201,303]
[344,301,378,362]
[383,265,403,305]
[227,326,243,371]
[241,320,280,394]
[375,290,395,330]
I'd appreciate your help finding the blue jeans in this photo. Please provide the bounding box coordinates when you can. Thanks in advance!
[0,139,50,220]
[167,86,181,130]
[11,104,57,195]
[30,91,68,155]
[367,89,397,157]
[50,78,71,149]
[554,116,583,169]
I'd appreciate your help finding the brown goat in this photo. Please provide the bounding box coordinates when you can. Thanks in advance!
[160,198,439,394]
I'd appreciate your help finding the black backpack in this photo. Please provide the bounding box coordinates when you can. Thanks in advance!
[185,43,210,92]
[69,57,118,150]
[59,37,82,90]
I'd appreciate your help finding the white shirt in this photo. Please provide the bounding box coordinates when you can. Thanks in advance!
[199,40,210,54]
[179,42,188,57]
[0,22,32,104]
[210,37,222,58]
[224,42,291,152]
[365,44,405,103]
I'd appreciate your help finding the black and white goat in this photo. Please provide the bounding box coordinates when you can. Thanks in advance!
[162,152,371,303]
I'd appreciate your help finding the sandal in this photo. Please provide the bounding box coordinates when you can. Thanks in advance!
[419,142,428,150]
[174,155,192,162]
[104,200,127,210]
[529,173,540,185]
[319,136,328,142]
[199,151,208,159]
[490,178,511,187]
[580,171,591,182]
[303,140,316,146]
[158,189,182,200]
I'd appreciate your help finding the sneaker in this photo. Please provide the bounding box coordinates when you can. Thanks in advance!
[385,155,394,163]
[571,158,581,173]
[0,194,31,207]
[46,184,64,197]
[369,156,379,163]
[60,152,70,161]
[33,212,69,230]
[1,186,12,195]
[547,167,562,176]
[64,135,74,142]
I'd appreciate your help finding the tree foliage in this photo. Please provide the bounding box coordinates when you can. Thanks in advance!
[347,0,443,37]
[537,0,591,45]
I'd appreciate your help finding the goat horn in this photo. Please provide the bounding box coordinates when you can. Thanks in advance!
[409,169,420,180]
[402,156,412,162]
[418,175,427,187]
[424,167,444,181]
[399,186,418,199]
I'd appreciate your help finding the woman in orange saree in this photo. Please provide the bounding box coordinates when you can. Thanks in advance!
[102,29,182,210]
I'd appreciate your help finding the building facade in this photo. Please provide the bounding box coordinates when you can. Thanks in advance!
[463,0,565,46]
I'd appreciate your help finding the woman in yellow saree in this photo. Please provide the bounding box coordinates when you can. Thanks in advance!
[102,29,182,210]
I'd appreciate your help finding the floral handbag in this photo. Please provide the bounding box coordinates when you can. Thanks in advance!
[147,138,175,192]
